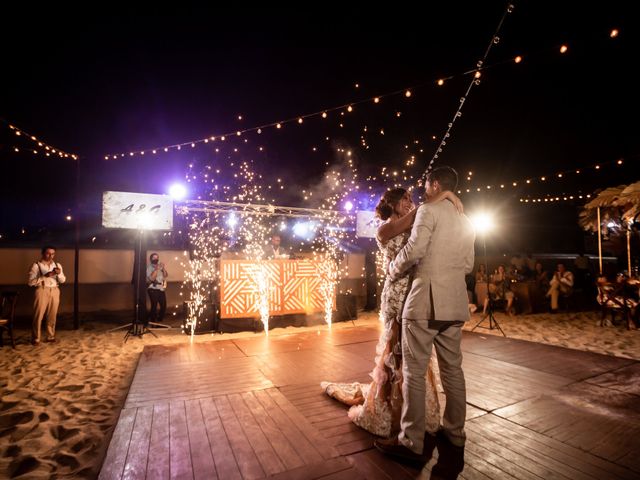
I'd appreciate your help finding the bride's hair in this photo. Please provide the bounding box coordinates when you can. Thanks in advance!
[375,188,407,220]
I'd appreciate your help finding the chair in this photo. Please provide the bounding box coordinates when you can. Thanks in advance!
[596,282,636,330]
[557,290,575,312]
[0,291,19,348]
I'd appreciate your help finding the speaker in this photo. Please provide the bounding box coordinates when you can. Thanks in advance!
[183,302,220,333]
[336,294,357,321]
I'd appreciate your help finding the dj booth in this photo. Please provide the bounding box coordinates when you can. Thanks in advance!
[188,258,357,333]
[219,258,334,318]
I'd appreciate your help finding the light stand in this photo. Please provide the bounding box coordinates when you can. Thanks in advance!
[470,229,506,337]
[107,230,159,341]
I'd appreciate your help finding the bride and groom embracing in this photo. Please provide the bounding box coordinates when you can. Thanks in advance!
[323,166,475,463]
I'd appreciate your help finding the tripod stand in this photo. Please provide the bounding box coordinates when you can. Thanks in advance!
[107,229,167,341]
[470,234,506,337]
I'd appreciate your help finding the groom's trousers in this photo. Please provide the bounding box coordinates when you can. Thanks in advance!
[399,318,466,453]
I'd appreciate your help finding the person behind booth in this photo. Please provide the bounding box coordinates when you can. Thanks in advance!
[264,234,290,259]
[146,252,168,326]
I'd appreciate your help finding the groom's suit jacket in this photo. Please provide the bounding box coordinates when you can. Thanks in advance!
[389,199,475,321]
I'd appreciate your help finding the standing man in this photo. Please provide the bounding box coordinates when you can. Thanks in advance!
[146,252,168,327]
[375,166,475,460]
[28,245,66,345]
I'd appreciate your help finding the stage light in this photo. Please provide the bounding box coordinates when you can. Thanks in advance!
[344,201,354,212]
[169,184,187,200]
[471,212,494,234]
[279,222,287,231]
[137,212,154,230]
[227,214,238,228]
[293,221,315,240]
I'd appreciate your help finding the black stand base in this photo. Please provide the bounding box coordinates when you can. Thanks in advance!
[123,322,158,343]
[471,304,506,337]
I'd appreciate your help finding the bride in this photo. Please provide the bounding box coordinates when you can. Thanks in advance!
[322,187,462,437]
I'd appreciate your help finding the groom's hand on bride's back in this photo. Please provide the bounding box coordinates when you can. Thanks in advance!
[387,261,400,281]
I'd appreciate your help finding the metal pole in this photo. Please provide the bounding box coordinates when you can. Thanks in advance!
[627,226,632,276]
[73,156,80,330]
[597,207,603,275]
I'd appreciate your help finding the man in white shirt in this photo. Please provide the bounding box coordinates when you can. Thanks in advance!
[265,234,290,259]
[547,262,574,312]
[28,246,66,345]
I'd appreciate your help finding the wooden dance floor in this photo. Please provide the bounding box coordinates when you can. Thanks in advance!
[99,325,640,479]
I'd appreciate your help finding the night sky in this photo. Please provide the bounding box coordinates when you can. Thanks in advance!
[1,3,637,254]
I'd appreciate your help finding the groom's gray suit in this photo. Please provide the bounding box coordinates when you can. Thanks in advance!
[389,198,475,452]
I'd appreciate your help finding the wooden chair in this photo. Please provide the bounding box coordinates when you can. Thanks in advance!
[0,291,19,348]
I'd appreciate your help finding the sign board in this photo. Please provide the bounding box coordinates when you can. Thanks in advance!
[102,191,173,230]
[355,210,379,239]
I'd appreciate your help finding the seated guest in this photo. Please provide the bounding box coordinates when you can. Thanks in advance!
[534,261,550,290]
[484,264,515,316]
[547,262,574,312]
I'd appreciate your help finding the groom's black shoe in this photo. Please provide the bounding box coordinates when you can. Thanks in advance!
[374,438,428,463]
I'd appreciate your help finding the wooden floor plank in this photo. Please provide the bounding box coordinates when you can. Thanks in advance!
[584,362,640,396]
[465,423,564,480]
[252,389,323,466]
[146,402,170,480]
[214,395,265,480]
[350,449,426,480]
[345,451,391,479]
[475,414,637,480]
[184,399,217,480]
[266,387,339,460]
[121,406,152,480]
[169,400,194,480]
[241,391,305,471]
[98,408,136,480]
[228,392,286,476]
[267,456,354,480]
[199,397,242,480]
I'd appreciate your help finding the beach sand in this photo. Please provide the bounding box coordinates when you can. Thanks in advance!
[0,309,637,478]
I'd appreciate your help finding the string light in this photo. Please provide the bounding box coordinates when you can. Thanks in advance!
[4,122,78,160]
[519,192,592,204]
[421,2,515,181]
[460,154,635,194]
[99,16,618,163]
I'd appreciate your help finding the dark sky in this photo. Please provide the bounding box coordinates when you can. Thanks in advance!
[1,2,637,252]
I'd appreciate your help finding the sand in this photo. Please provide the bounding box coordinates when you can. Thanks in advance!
[0,309,638,478]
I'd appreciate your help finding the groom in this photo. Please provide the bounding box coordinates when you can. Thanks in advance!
[376,166,475,461]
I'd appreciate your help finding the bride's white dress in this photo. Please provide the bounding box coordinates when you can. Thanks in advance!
[321,228,441,437]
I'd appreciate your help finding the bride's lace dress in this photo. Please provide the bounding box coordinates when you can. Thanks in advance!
[321,228,441,437]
